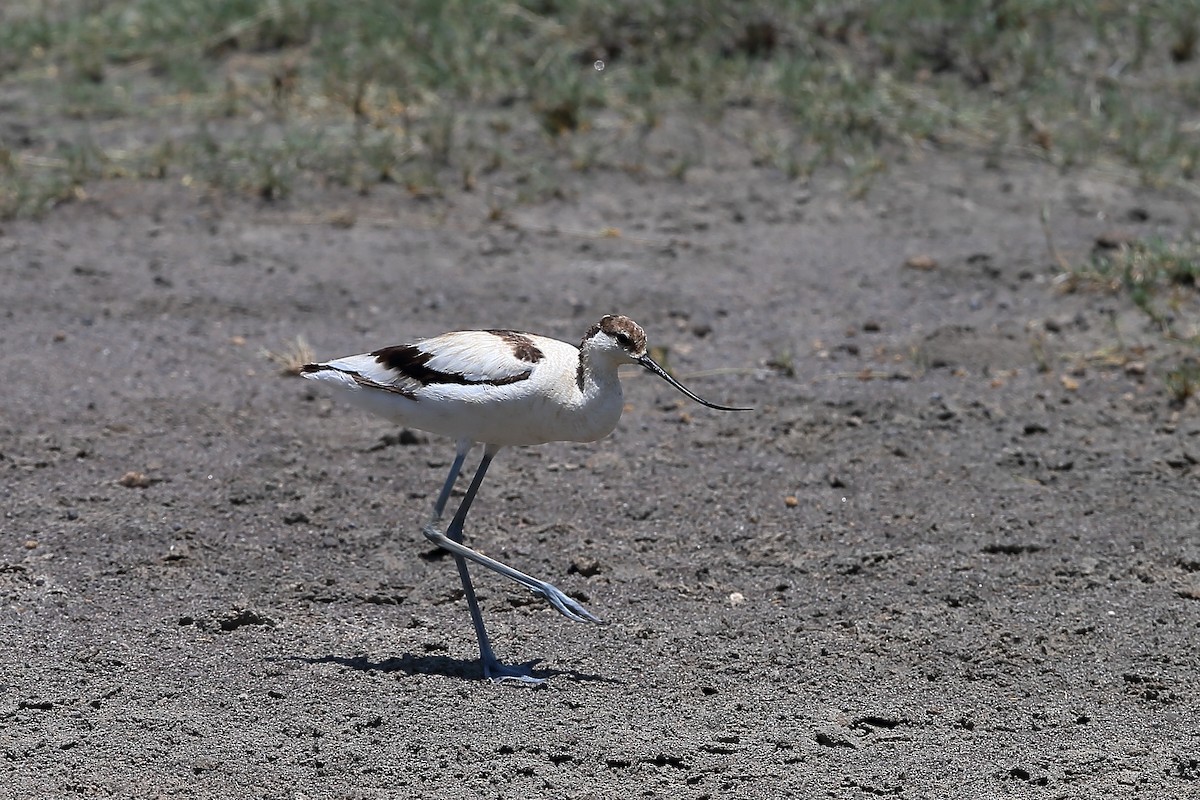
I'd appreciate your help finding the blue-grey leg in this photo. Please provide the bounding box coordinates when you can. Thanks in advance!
[431,444,541,685]
[423,443,603,685]
[430,438,472,523]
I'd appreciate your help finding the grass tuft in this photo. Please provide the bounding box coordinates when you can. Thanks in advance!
[262,336,315,377]
[1061,237,1200,400]
[1166,359,1200,405]
[1068,239,1200,341]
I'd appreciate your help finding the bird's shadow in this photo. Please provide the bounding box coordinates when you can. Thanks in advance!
[285,653,623,686]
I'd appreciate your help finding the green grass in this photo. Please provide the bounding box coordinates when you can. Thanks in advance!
[1,0,1198,217]
[1071,239,1200,339]
[1063,238,1200,402]
[1165,359,1200,404]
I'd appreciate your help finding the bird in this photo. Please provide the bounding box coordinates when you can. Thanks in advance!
[300,314,749,684]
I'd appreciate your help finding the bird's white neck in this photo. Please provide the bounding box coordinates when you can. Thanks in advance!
[563,347,626,442]
[576,347,624,396]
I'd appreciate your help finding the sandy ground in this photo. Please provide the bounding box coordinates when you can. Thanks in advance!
[2,147,1199,798]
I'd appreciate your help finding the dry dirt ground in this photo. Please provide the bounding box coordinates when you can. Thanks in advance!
[2,147,1199,798]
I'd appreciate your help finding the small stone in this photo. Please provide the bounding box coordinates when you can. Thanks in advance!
[728,592,745,606]
[813,723,858,749]
[118,471,153,489]
[1176,583,1200,600]
[784,495,799,508]
[904,254,938,271]
[568,558,602,578]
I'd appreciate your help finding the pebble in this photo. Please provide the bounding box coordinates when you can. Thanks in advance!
[904,254,938,271]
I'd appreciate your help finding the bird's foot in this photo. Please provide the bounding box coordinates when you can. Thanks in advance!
[532,581,605,625]
[483,657,546,686]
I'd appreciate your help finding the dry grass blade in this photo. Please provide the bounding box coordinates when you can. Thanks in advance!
[262,336,315,377]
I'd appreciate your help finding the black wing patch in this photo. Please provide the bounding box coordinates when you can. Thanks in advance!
[371,345,531,387]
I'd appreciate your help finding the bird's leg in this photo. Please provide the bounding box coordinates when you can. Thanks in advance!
[423,443,603,627]
[430,438,471,523]
[430,445,543,685]
[426,527,603,625]
[424,444,604,684]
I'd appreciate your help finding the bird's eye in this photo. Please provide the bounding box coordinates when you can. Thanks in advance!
[615,333,633,347]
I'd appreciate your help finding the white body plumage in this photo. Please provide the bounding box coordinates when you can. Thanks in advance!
[304,328,628,447]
